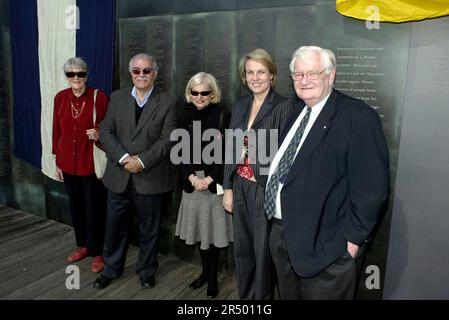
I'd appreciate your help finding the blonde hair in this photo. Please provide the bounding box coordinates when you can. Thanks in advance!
[238,48,277,87]
[185,72,221,104]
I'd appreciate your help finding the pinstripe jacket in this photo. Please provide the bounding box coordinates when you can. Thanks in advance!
[223,89,297,189]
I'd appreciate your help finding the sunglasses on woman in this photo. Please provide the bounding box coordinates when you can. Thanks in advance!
[65,71,87,78]
[132,67,155,75]
[190,91,212,96]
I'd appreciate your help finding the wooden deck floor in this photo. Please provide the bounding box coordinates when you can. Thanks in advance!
[0,205,238,300]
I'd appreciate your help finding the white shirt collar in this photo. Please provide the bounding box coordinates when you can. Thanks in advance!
[131,86,153,108]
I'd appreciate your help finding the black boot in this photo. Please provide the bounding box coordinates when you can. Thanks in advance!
[189,247,209,289]
[207,245,219,298]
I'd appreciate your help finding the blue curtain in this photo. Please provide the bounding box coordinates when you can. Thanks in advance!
[77,0,116,96]
[10,0,42,168]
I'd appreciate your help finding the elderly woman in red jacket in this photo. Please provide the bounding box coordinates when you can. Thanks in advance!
[52,57,109,273]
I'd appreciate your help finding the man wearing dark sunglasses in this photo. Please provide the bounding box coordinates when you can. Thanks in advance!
[95,53,177,290]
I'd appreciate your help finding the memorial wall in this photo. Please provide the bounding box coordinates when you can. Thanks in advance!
[383,17,449,299]
[116,0,410,298]
[0,20,13,206]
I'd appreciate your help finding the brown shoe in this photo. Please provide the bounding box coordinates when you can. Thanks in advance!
[91,256,104,273]
[67,247,88,262]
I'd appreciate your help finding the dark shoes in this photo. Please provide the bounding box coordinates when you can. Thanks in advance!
[189,276,218,298]
[93,274,112,289]
[189,277,207,290]
[207,286,218,299]
[140,275,155,289]
[94,274,155,290]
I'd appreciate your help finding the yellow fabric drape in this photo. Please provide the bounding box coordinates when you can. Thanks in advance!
[336,0,449,23]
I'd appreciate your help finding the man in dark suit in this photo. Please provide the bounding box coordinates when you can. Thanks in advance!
[93,53,177,289]
[264,46,389,299]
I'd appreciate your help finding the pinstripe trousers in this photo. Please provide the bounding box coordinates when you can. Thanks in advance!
[233,175,274,300]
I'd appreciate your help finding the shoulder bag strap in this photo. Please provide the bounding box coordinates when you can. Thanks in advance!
[93,89,98,125]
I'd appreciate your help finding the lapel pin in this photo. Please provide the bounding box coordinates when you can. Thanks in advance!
[323,125,327,129]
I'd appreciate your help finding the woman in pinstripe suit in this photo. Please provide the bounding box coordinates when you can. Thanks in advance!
[222,48,296,299]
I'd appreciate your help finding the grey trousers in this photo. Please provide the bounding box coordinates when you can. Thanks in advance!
[103,177,162,279]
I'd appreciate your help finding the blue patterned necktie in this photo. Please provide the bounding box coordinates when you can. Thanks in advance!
[264,107,312,219]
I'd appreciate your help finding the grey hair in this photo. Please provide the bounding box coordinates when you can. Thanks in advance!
[184,72,221,104]
[63,57,88,74]
[128,53,158,72]
[289,46,336,74]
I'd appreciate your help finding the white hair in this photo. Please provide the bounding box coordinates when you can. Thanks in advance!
[63,57,88,73]
[289,46,336,74]
[128,53,158,72]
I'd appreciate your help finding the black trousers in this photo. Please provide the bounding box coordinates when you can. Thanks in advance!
[62,172,107,257]
[103,176,162,279]
[269,219,366,300]
[232,175,274,300]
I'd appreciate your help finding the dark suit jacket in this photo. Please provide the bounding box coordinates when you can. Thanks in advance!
[223,89,297,189]
[100,87,177,195]
[279,89,389,277]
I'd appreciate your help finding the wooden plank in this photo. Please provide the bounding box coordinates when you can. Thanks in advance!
[70,246,140,300]
[129,257,200,300]
[3,266,68,299]
[0,225,73,271]
[147,266,201,300]
[0,206,238,300]
[0,213,46,232]
[101,253,181,300]
[158,264,205,300]
[0,205,24,215]
[37,247,140,300]
[0,232,75,297]
[0,209,40,223]
[0,222,71,262]
[65,247,147,300]
[215,274,238,300]
[0,218,55,243]
[0,208,29,222]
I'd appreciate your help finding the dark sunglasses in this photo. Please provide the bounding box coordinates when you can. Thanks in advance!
[132,67,155,75]
[65,71,87,78]
[190,91,212,96]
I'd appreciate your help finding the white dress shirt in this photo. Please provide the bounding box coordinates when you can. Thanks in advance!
[267,92,331,219]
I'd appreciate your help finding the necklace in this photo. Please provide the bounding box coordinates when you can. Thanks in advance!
[71,100,86,119]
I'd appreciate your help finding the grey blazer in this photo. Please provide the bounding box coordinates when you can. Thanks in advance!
[100,87,177,195]
[223,89,297,189]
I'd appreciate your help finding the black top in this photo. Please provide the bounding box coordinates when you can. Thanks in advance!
[135,101,144,124]
[176,102,231,193]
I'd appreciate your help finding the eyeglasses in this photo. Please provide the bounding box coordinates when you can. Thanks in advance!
[291,70,326,81]
[65,71,87,78]
[190,91,211,96]
[132,67,156,75]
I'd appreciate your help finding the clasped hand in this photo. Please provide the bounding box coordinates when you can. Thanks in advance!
[86,128,99,141]
[192,178,209,191]
[122,155,143,174]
